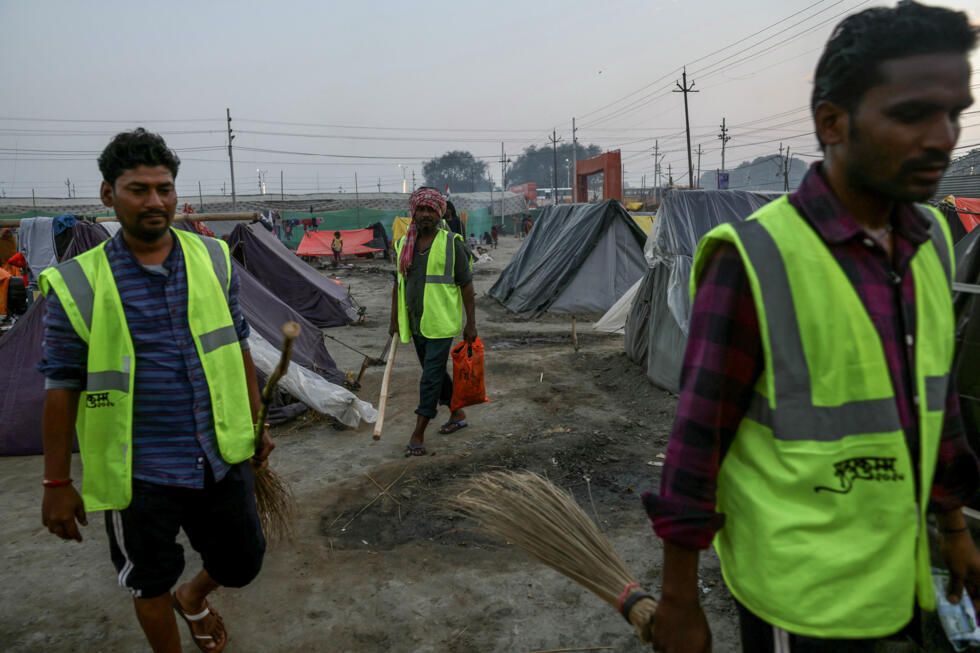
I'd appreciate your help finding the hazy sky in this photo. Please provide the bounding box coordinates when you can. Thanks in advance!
[1,0,978,199]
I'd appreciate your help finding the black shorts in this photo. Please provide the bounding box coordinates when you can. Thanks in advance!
[105,462,266,599]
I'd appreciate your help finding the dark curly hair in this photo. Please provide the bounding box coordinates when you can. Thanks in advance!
[812,1,977,146]
[98,128,180,186]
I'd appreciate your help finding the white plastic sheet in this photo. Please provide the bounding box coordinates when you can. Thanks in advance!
[593,277,643,334]
[248,331,377,427]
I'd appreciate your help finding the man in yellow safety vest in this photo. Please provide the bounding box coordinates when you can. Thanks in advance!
[389,187,477,457]
[645,3,980,651]
[38,128,274,653]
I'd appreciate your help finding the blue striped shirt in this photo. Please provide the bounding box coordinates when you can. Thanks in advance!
[39,230,250,489]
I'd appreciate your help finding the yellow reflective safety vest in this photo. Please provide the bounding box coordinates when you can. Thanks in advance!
[38,228,254,511]
[393,229,465,343]
[691,196,954,638]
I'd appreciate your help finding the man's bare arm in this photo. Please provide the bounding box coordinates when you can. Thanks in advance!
[41,389,87,542]
[243,349,274,462]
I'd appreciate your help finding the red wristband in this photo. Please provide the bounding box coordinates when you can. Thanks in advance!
[42,478,73,488]
[617,582,643,613]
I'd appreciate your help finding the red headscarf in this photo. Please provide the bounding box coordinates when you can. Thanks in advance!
[399,188,447,276]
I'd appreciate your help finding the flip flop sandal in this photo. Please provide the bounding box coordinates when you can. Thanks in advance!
[439,419,468,434]
[172,593,227,652]
[404,444,427,457]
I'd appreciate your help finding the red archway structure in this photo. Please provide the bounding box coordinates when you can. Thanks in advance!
[575,151,622,202]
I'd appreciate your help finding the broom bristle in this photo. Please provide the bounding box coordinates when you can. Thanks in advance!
[448,471,636,605]
[447,470,657,642]
[253,463,297,544]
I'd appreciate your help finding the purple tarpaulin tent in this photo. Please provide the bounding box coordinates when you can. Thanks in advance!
[226,222,360,328]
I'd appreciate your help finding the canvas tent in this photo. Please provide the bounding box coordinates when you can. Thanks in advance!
[488,199,647,316]
[296,228,384,257]
[226,222,360,327]
[0,221,355,455]
[625,190,780,392]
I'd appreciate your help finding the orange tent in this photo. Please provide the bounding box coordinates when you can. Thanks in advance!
[296,228,383,257]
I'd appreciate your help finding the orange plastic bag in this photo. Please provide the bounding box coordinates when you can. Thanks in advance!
[450,337,490,412]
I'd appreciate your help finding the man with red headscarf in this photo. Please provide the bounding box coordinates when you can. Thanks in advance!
[389,187,476,456]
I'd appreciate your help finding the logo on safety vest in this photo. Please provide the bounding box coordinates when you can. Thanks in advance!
[86,392,115,409]
[814,457,904,494]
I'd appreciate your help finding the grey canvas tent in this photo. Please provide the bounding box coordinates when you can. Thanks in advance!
[226,222,361,328]
[0,222,346,455]
[488,199,647,316]
[624,190,780,392]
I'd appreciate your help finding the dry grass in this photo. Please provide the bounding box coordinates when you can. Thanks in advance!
[446,470,657,643]
[253,462,297,544]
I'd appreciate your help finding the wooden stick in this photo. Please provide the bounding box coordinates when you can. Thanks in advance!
[372,334,398,441]
[0,212,261,227]
[256,321,301,437]
[572,315,579,352]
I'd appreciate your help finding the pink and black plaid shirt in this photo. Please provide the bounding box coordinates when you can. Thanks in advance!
[644,163,980,551]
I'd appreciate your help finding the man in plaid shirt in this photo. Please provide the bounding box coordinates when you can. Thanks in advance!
[645,3,980,651]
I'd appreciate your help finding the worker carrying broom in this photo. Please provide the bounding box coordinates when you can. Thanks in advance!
[38,128,274,653]
[389,186,477,457]
[645,3,980,651]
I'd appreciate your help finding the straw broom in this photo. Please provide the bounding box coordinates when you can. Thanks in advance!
[447,471,658,644]
[252,321,300,543]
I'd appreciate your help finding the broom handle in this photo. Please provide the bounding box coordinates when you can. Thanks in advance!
[255,321,301,444]
[372,335,398,441]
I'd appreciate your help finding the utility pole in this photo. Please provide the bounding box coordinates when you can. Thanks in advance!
[199,181,204,210]
[548,129,562,204]
[674,67,698,190]
[696,144,702,188]
[226,108,237,209]
[499,142,511,221]
[718,117,731,188]
[652,139,664,195]
[411,170,416,191]
[32,188,36,208]
[65,178,71,198]
[499,142,511,192]
[668,163,673,187]
[280,170,284,201]
[377,177,382,193]
[221,182,226,196]
[776,143,784,191]
[784,146,791,192]
[571,117,578,202]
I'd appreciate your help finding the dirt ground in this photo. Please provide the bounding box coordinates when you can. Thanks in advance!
[0,232,743,652]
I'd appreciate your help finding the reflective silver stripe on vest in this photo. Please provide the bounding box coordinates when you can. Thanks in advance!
[953,282,980,295]
[736,220,903,441]
[918,205,952,287]
[199,324,239,354]
[200,236,229,301]
[87,356,131,393]
[425,232,456,284]
[57,258,95,332]
[925,374,949,413]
